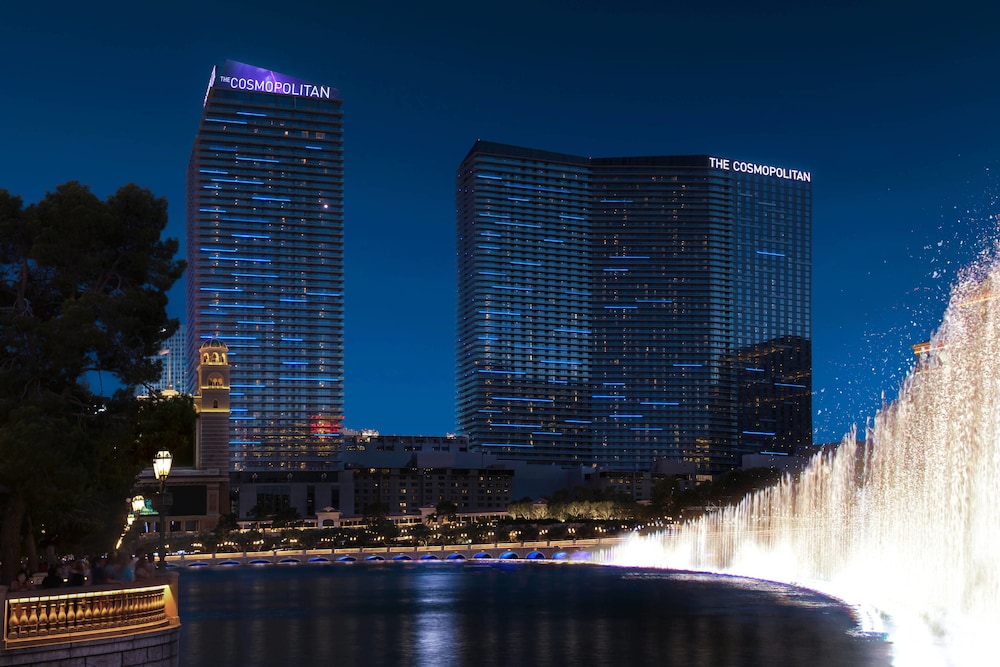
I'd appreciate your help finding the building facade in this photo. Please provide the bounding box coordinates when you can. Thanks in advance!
[456,142,811,474]
[137,325,187,395]
[186,60,344,471]
[349,466,513,517]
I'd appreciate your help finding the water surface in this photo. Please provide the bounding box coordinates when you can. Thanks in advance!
[178,562,891,666]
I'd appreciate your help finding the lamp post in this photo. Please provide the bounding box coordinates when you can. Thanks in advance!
[153,450,173,571]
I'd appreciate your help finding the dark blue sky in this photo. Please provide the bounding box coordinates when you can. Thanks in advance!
[4,1,999,443]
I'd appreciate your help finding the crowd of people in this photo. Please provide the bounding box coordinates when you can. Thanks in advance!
[6,552,158,591]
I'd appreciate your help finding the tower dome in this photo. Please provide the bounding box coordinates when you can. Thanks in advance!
[200,338,229,352]
[200,338,228,365]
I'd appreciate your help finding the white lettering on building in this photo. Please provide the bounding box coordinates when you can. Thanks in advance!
[217,75,331,99]
[709,156,811,183]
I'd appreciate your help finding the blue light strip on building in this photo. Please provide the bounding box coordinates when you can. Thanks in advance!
[492,396,554,403]
[496,221,542,228]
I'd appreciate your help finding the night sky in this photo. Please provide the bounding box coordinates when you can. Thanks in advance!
[3,1,999,444]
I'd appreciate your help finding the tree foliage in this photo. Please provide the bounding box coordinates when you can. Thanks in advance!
[671,467,788,520]
[0,182,185,581]
[508,486,638,522]
[434,500,458,522]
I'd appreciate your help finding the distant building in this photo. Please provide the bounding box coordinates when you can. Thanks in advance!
[456,141,812,474]
[230,435,514,522]
[347,465,513,517]
[740,452,812,473]
[735,335,812,456]
[341,432,475,466]
[138,325,187,395]
[231,470,339,522]
[186,60,345,472]
[340,432,512,516]
[340,430,591,502]
[587,470,655,502]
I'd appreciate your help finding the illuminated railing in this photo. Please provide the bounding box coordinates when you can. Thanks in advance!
[3,578,178,650]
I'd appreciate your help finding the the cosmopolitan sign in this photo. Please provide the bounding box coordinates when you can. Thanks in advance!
[214,60,335,100]
[709,156,811,182]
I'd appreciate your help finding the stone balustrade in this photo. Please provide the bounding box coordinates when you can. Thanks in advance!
[3,575,179,653]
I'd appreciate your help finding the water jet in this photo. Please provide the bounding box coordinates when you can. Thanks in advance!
[606,256,1000,666]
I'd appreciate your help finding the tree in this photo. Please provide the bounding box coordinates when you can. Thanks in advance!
[410,523,431,547]
[213,513,240,535]
[362,502,389,522]
[133,393,197,467]
[0,182,184,582]
[248,504,271,524]
[272,506,302,527]
[435,500,458,523]
[651,477,678,512]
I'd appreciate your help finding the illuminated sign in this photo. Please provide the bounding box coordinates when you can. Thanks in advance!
[214,60,336,100]
[310,414,343,438]
[709,156,811,183]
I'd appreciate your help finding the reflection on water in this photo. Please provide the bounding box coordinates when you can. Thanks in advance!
[178,562,891,666]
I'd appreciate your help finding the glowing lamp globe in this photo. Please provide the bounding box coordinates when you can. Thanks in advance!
[153,450,173,482]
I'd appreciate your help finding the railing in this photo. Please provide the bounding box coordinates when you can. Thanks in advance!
[3,576,179,650]
[165,536,627,567]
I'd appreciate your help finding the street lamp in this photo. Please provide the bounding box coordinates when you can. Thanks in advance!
[153,450,173,571]
[131,495,145,514]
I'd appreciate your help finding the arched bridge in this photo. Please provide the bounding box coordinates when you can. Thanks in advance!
[169,538,621,568]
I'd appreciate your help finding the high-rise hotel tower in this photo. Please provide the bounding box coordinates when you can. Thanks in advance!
[187,61,344,471]
[457,141,811,473]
